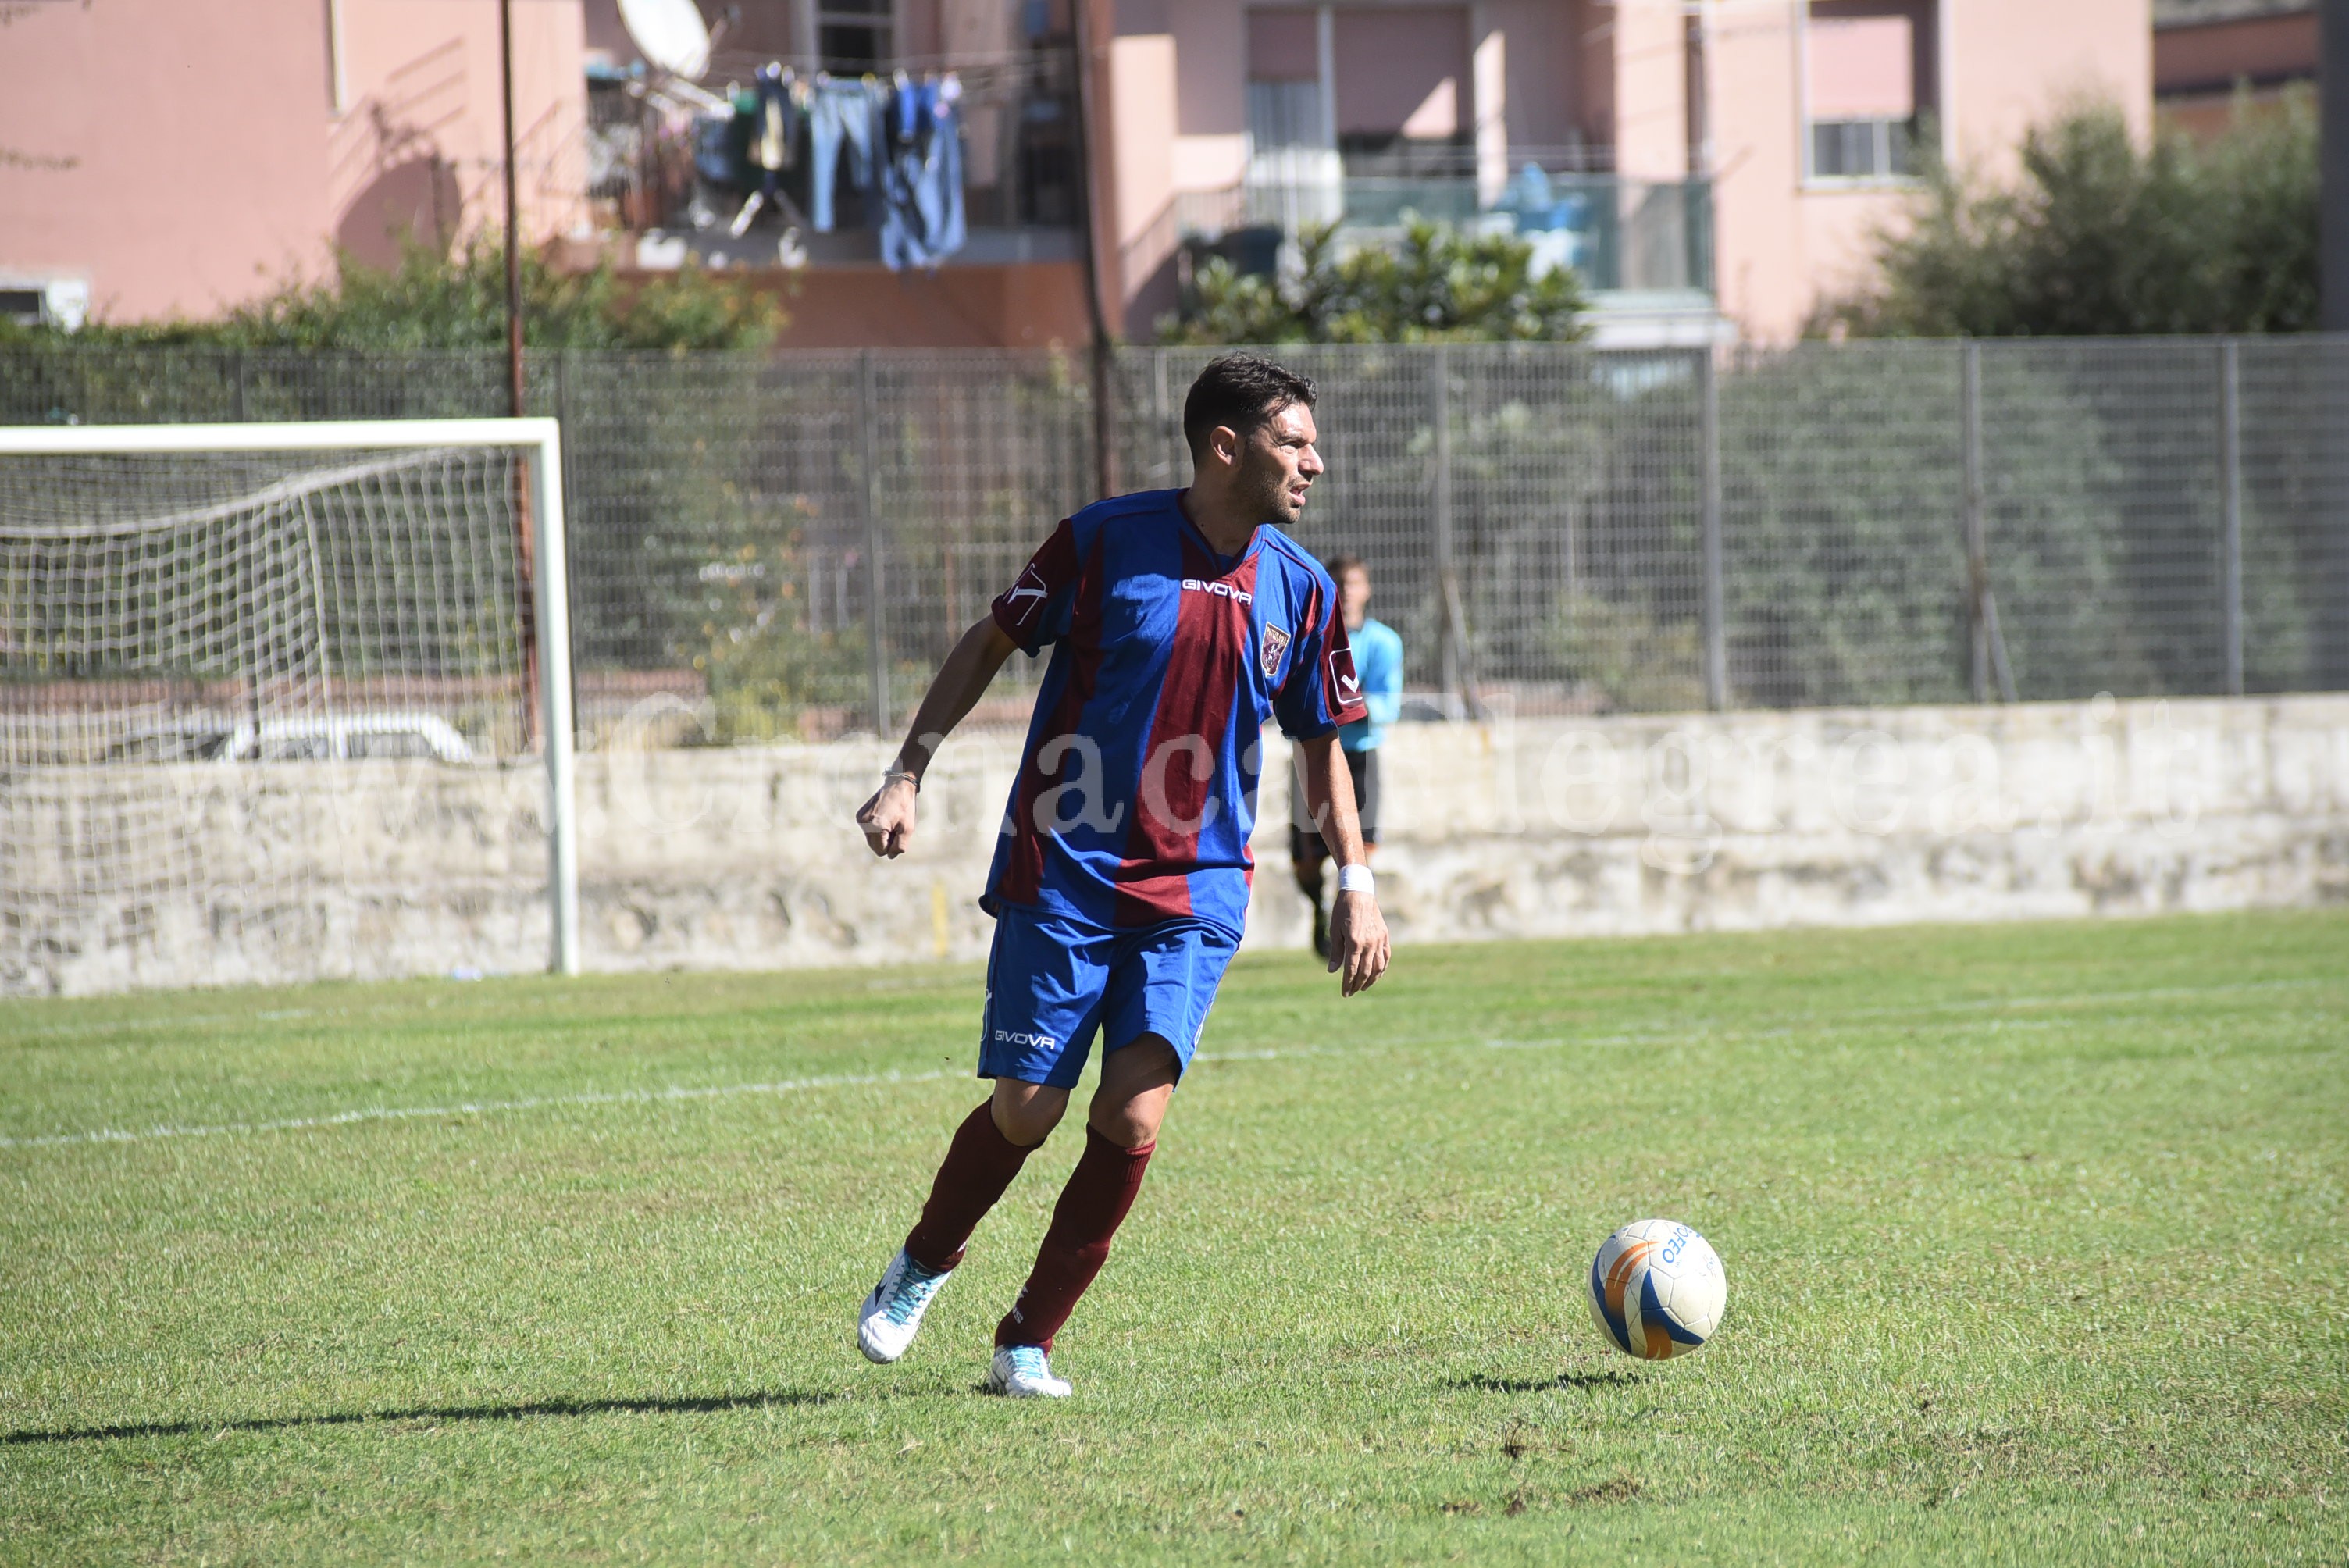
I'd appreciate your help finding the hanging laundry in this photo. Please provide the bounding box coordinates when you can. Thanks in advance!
[753,63,797,178]
[809,76,886,233]
[683,67,968,258]
[729,62,808,235]
[879,73,968,270]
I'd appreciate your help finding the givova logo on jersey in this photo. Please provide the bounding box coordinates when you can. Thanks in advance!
[1181,578,1253,604]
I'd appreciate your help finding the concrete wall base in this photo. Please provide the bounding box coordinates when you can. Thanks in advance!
[5,694,2343,996]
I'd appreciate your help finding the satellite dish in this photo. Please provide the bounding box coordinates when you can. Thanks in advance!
[619,0,711,80]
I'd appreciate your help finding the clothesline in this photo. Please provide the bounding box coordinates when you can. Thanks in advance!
[704,63,968,271]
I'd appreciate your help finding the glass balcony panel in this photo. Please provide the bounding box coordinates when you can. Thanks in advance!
[1213,160,1713,297]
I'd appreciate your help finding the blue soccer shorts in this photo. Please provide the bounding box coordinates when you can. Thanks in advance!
[977,906,1240,1089]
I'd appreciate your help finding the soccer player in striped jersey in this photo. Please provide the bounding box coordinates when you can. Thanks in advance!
[852,354,1390,1397]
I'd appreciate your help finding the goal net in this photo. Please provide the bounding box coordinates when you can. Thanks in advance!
[0,420,576,996]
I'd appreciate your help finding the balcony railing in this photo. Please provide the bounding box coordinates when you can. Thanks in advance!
[1177,160,1715,295]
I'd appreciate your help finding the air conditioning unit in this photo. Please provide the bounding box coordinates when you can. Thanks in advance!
[0,277,91,331]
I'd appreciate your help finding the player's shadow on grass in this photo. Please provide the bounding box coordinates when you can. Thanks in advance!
[2,1390,840,1448]
[1446,1371,1641,1393]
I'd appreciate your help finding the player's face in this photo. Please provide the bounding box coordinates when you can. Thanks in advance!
[1242,401,1323,526]
[1338,565,1371,629]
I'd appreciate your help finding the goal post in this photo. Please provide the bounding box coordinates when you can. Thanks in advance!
[0,418,579,989]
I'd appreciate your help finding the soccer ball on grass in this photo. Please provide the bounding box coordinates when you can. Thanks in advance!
[1587,1218,1726,1360]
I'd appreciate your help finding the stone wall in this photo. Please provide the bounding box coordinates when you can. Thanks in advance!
[6,694,2345,994]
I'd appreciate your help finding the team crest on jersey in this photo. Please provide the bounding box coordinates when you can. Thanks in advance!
[1327,641,1362,707]
[1260,624,1291,680]
[1003,561,1050,624]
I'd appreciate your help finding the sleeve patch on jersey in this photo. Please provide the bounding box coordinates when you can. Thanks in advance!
[1003,561,1050,625]
[1327,641,1363,710]
[1260,624,1291,681]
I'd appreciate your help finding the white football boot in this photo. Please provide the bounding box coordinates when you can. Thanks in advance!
[985,1344,1072,1398]
[857,1249,953,1364]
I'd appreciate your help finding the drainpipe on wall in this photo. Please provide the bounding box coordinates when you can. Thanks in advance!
[326,0,349,114]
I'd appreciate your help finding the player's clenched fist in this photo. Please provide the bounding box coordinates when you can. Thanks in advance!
[857,775,918,857]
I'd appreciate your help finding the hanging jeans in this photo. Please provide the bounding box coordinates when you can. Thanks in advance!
[879,99,968,269]
[809,80,881,232]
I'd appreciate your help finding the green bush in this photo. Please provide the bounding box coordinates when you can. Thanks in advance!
[0,237,785,353]
[1160,219,1589,345]
[1826,94,2317,337]
[1711,346,2166,705]
[1546,589,1706,711]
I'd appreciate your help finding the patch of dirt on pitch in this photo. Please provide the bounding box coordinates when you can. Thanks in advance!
[1567,1472,1643,1506]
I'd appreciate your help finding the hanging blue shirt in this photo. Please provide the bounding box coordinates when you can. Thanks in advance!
[1338,615,1403,752]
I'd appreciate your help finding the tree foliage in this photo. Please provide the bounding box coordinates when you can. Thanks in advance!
[0,237,786,354]
[1826,94,2317,337]
[1160,219,1590,345]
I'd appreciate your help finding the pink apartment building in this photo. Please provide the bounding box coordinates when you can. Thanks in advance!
[1085,0,2149,343]
[2,0,2150,344]
[0,0,589,327]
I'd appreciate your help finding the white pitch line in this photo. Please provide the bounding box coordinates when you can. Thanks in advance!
[4,975,2334,1153]
[0,1069,954,1150]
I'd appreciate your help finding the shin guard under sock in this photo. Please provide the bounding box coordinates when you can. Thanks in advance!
[902,1101,1035,1274]
[996,1124,1156,1352]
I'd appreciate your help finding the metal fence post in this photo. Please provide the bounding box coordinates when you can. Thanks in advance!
[2219,337,2244,697]
[1699,346,1727,711]
[857,351,889,738]
[1153,346,1175,485]
[1962,340,1990,704]
[1429,345,1462,715]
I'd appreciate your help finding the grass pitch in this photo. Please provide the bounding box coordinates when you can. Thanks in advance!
[2,911,2344,1564]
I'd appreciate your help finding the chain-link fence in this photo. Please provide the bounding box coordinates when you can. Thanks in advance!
[5,337,2344,743]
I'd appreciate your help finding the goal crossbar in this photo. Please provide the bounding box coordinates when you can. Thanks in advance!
[0,417,579,979]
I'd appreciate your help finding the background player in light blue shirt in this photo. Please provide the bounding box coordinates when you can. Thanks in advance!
[1290,554,1404,959]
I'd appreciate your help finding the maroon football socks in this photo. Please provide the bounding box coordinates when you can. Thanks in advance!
[996,1124,1157,1352]
[902,1101,1036,1274]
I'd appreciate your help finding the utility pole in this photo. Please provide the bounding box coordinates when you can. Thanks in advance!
[2324,0,2349,328]
[2325,2,2349,690]
[500,0,526,419]
[1071,0,1118,501]
[498,0,541,748]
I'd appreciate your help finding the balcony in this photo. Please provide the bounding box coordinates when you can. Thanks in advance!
[584,48,1084,271]
[1177,161,1713,298]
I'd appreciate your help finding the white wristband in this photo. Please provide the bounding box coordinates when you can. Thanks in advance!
[1335,864,1374,896]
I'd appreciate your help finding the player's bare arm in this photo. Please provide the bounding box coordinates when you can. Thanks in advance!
[1296,732,1390,996]
[855,615,1019,858]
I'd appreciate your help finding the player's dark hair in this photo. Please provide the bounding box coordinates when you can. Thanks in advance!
[1182,354,1317,461]
[1324,554,1367,581]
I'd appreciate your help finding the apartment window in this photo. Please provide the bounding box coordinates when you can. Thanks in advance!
[1332,7,1470,176]
[1805,1,1935,181]
[1247,9,1327,152]
[817,0,893,73]
[0,279,88,331]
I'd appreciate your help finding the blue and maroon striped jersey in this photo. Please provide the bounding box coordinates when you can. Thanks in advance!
[982,489,1368,938]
